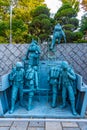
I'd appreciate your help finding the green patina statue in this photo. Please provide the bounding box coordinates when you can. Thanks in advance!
[48,66,60,108]
[50,23,66,50]
[9,62,25,114]
[26,39,41,67]
[8,38,78,116]
[25,65,38,110]
[59,61,77,115]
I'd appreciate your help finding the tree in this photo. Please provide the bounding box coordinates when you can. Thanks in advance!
[61,0,79,12]
[31,6,50,18]
[29,6,54,42]
[12,19,28,43]
[13,0,45,23]
[0,0,10,43]
[0,0,10,20]
[0,0,46,43]
[0,20,10,43]
[80,14,87,35]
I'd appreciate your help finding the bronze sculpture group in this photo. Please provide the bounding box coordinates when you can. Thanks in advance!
[8,24,77,116]
[48,61,77,115]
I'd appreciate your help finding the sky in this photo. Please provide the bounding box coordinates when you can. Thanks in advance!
[45,0,85,20]
[45,0,62,14]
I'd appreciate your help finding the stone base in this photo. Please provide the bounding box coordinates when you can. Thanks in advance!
[4,100,80,118]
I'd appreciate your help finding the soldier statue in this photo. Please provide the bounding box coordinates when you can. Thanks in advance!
[25,65,38,110]
[48,66,60,108]
[25,39,41,68]
[59,61,77,115]
[9,62,25,114]
[50,23,66,50]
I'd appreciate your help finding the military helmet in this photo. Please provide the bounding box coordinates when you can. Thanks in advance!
[16,62,23,68]
[62,61,69,69]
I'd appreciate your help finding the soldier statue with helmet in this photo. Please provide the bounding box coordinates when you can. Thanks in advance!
[48,66,60,108]
[9,62,25,114]
[59,61,77,115]
[25,39,41,68]
[25,64,38,110]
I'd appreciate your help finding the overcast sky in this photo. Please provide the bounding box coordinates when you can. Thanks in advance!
[45,0,85,20]
[45,0,62,14]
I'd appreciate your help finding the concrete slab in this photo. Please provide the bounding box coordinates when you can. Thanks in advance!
[63,128,80,130]
[78,122,87,130]
[28,128,44,130]
[46,122,62,130]
[0,127,9,130]
[4,101,80,118]
[29,121,44,127]
[0,121,12,126]
[62,122,78,127]
[10,121,28,130]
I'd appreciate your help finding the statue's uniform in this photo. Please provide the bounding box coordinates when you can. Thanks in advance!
[48,67,59,108]
[59,68,77,115]
[50,24,66,49]
[9,66,25,114]
[61,71,75,101]
[12,69,24,104]
[26,42,41,67]
[25,67,37,110]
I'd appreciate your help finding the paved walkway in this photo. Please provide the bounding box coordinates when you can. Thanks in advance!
[0,120,87,130]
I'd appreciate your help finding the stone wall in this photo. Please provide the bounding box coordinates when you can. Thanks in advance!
[0,43,87,83]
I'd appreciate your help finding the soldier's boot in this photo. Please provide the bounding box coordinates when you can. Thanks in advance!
[60,98,66,108]
[71,100,77,116]
[9,99,15,114]
[52,94,57,108]
[28,97,32,111]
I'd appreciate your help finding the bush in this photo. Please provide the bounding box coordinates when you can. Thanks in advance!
[65,30,74,42]
[63,24,75,31]
[76,39,87,43]
[73,32,83,41]
[65,31,83,43]
[0,36,8,43]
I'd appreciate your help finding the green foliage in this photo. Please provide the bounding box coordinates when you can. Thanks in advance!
[63,24,75,31]
[73,32,83,40]
[61,0,79,12]
[29,6,54,42]
[0,20,10,43]
[0,36,8,43]
[55,3,77,23]
[76,39,87,43]
[0,0,10,6]
[12,19,28,43]
[69,18,79,28]
[31,6,50,18]
[0,0,84,44]
[13,0,45,22]
[65,31,83,43]
[80,14,87,34]
[0,0,46,43]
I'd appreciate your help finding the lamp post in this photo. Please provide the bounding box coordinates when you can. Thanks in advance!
[10,0,13,44]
